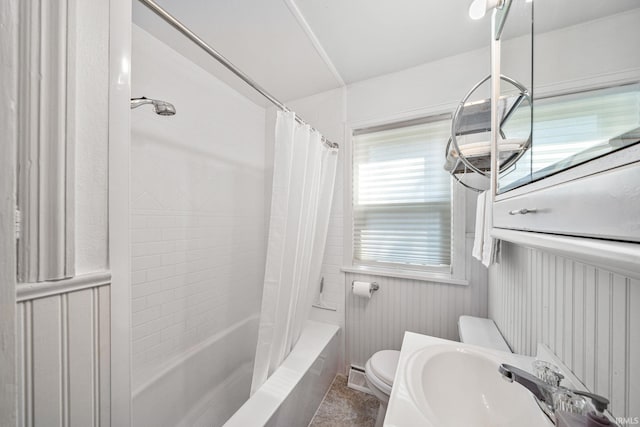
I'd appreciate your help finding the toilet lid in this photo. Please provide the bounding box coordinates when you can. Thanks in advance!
[370,350,400,387]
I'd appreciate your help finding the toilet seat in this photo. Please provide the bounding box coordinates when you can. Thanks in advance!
[365,350,400,395]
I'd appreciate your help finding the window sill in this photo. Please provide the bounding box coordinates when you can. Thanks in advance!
[340,265,469,286]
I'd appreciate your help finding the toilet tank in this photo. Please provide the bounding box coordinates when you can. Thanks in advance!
[458,316,512,353]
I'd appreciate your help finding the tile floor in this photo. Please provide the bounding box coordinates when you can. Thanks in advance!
[309,374,380,427]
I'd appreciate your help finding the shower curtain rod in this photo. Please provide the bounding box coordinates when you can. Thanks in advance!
[137,0,340,150]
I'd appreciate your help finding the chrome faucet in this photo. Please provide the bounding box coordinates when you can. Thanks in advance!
[499,363,611,425]
[499,363,558,418]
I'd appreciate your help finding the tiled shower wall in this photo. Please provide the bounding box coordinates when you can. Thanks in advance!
[130,208,265,387]
[130,26,266,390]
[489,241,640,419]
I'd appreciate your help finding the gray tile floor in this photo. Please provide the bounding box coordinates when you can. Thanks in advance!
[309,374,380,427]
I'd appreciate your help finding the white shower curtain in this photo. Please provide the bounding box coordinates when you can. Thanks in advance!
[250,111,338,393]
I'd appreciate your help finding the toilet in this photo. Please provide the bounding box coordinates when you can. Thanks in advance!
[364,316,511,427]
[364,350,399,427]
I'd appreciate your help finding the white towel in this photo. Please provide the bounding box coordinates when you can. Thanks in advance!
[481,191,494,267]
[472,191,486,261]
[472,190,500,267]
[449,138,527,158]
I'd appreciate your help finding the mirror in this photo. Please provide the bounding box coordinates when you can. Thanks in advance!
[498,0,640,193]
[444,0,533,193]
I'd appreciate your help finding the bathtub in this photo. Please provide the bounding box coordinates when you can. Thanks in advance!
[132,316,260,427]
[224,320,340,427]
[132,317,340,427]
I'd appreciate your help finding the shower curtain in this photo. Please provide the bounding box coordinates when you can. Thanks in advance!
[251,111,338,393]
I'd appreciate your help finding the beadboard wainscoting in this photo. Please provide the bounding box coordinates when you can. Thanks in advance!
[8,0,117,423]
[16,284,111,426]
[489,241,640,419]
[346,236,489,368]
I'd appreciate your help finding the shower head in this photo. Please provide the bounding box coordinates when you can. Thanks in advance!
[130,97,176,116]
[153,101,176,116]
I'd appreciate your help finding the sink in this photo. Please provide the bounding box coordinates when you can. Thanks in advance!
[403,344,553,427]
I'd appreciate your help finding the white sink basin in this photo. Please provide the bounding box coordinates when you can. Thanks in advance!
[384,333,554,427]
[404,344,552,427]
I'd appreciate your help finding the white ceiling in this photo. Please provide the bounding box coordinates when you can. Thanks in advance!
[294,0,491,84]
[133,0,640,106]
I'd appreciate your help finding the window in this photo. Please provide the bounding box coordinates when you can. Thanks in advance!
[352,117,453,271]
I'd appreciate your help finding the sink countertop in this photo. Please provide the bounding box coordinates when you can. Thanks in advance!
[383,332,549,427]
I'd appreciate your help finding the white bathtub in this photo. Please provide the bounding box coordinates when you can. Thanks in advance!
[224,321,340,427]
[132,317,340,427]
[132,316,259,427]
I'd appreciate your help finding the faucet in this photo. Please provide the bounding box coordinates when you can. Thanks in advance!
[499,364,558,416]
[499,363,611,425]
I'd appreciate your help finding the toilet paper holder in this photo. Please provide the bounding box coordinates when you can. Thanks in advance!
[351,281,379,292]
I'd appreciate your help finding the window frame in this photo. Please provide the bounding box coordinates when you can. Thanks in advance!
[342,113,468,285]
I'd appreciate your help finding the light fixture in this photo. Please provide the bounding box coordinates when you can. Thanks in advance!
[468,0,504,20]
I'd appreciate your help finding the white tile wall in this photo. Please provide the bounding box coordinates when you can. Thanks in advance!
[131,26,266,390]
[130,210,266,387]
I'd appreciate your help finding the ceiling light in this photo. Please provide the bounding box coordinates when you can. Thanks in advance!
[469,0,504,20]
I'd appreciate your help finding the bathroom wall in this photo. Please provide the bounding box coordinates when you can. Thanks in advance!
[489,242,640,419]
[342,43,494,369]
[130,25,266,394]
[276,7,640,374]
[270,43,494,372]
[12,0,114,424]
[488,8,640,421]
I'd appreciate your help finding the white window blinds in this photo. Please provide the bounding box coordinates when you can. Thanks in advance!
[353,118,452,268]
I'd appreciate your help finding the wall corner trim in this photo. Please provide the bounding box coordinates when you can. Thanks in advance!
[492,228,640,279]
[16,271,111,302]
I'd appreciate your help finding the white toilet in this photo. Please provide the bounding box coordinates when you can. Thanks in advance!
[364,350,399,427]
[364,316,511,427]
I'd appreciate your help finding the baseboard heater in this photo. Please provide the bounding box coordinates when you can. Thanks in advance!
[347,365,372,395]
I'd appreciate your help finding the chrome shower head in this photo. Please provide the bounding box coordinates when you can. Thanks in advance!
[130,97,176,116]
[153,101,176,116]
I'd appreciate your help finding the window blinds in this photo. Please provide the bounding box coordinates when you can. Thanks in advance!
[353,119,452,268]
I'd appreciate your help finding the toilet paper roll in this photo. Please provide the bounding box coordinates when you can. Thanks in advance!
[352,281,374,299]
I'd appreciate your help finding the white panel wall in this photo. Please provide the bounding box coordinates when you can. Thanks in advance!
[16,288,111,427]
[130,26,267,391]
[0,0,18,423]
[73,0,109,274]
[532,8,640,96]
[489,241,640,419]
[347,46,490,126]
[346,236,488,368]
[14,0,113,424]
[488,9,640,420]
